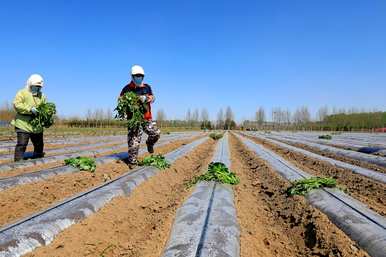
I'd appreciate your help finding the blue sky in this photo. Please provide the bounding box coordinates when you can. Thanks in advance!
[1,0,385,121]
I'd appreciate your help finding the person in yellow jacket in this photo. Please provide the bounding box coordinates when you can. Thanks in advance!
[11,74,47,161]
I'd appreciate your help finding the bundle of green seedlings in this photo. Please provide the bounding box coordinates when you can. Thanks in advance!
[30,102,56,131]
[115,92,146,129]
[286,177,337,196]
[318,134,332,140]
[139,154,171,169]
[64,156,97,172]
[188,162,240,187]
[209,132,223,140]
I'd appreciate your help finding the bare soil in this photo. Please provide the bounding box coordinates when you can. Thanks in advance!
[0,137,199,227]
[245,135,386,216]
[25,138,215,257]
[229,134,369,257]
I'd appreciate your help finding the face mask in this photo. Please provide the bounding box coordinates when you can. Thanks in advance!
[133,76,144,86]
[30,86,42,95]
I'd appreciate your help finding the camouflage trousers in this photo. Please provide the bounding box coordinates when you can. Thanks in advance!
[127,121,160,163]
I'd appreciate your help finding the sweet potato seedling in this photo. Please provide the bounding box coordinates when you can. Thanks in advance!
[209,132,223,140]
[30,102,56,131]
[188,162,240,187]
[115,92,146,129]
[286,177,337,196]
[318,134,332,140]
[64,156,97,172]
[139,154,171,169]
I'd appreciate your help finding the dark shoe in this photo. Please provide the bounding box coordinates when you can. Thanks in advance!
[14,157,23,162]
[147,143,154,154]
[32,152,45,159]
[127,159,138,169]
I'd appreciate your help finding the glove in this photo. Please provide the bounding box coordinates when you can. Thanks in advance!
[31,107,38,115]
[139,95,147,103]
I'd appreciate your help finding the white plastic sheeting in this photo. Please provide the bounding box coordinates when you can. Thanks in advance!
[162,133,240,257]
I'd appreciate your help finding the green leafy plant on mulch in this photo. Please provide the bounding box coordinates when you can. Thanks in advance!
[64,156,97,172]
[30,102,56,130]
[139,154,171,169]
[115,92,146,129]
[188,162,240,187]
[209,132,223,140]
[286,177,337,196]
[318,134,332,140]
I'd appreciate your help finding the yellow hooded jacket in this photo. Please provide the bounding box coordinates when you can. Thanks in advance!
[11,75,47,133]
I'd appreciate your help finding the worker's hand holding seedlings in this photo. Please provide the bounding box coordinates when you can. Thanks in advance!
[139,95,148,103]
[116,65,160,166]
[11,74,56,162]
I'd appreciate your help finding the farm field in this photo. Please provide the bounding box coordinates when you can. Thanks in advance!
[0,130,384,257]
[2,1,386,256]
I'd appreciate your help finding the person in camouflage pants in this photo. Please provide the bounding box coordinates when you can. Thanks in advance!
[127,121,160,164]
[120,65,161,165]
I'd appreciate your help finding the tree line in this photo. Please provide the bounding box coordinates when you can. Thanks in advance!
[242,106,385,131]
[0,100,385,131]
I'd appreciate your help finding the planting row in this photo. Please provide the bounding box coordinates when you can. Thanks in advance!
[263,132,386,169]
[236,133,386,257]
[0,133,201,192]
[0,132,197,174]
[1,131,384,256]
[0,136,209,256]
[162,133,239,257]
[249,132,386,184]
[243,132,386,216]
[273,132,386,155]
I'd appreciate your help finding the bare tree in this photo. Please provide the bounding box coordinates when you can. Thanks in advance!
[271,107,284,128]
[217,108,224,129]
[186,109,192,127]
[201,108,209,122]
[255,107,265,128]
[105,108,113,120]
[156,109,166,128]
[293,106,311,125]
[271,107,291,129]
[200,108,211,130]
[185,109,191,121]
[225,106,234,121]
[338,107,347,114]
[86,109,93,120]
[283,109,291,128]
[192,109,200,122]
[224,106,235,130]
[317,106,329,122]
[302,106,311,123]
